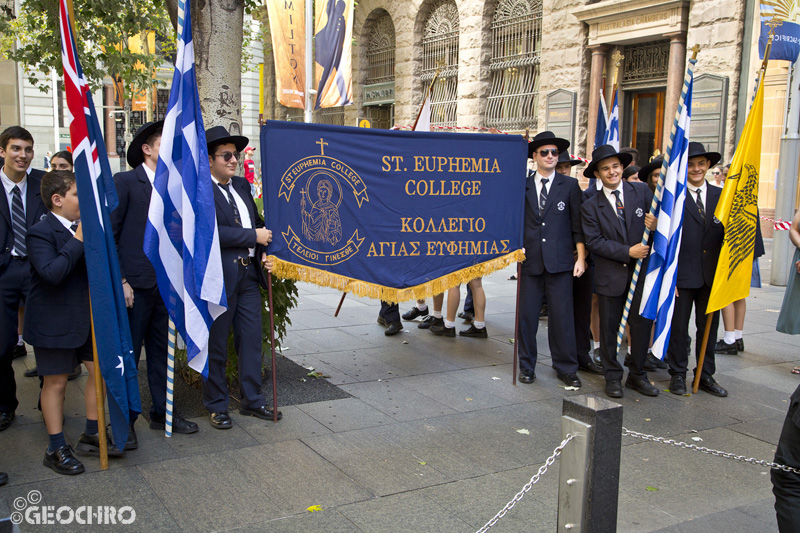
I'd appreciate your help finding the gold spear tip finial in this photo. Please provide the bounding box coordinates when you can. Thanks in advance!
[689,44,700,60]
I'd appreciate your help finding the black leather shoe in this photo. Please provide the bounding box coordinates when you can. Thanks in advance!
[539,303,549,318]
[669,374,687,395]
[624,353,631,367]
[150,414,199,434]
[13,343,27,359]
[605,380,623,398]
[385,321,403,336]
[518,371,535,384]
[43,446,84,475]
[239,405,283,421]
[0,411,14,431]
[625,376,660,397]
[75,432,125,457]
[714,339,738,355]
[579,361,604,375]
[430,323,455,337]
[459,324,487,338]
[68,366,82,381]
[558,373,582,388]
[736,338,744,352]
[377,316,388,327]
[418,316,440,330]
[210,412,232,429]
[698,376,728,397]
[125,424,138,451]
[593,348,602,366]
[402,307,428,321]
[458,311,474,322]
[647,352,668,369]
[24,366,39,377]
[0,471,7,486]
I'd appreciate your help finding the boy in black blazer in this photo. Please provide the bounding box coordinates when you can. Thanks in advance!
[581,145,659,399]
[666,142,728,397]
[25,170,123,476]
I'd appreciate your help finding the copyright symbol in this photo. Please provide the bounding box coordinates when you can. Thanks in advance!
[13,496,27,510]
[28,489,42,504]
[10,511,23,524]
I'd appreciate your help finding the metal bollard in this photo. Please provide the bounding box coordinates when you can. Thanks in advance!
[557,395,623,532]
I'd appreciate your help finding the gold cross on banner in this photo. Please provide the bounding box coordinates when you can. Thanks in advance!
[316,138,328,156]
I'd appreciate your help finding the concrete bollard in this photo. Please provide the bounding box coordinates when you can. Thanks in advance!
[557,395,623,532]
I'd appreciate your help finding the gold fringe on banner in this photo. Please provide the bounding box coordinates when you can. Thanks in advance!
[269,250,526,304]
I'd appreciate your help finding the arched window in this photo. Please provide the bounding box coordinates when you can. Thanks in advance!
[486,0,542,131]
[421,0,459,128]
[366,12,395,85]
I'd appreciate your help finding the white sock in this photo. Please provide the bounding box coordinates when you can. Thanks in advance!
[473,321,485,329]
[433,310,442,319]
[724,331,735,344]
[444,319,455,328]
[416,302,428,312]
[734,329,743,340]
[593,341,600,350]
[17,335,23,346]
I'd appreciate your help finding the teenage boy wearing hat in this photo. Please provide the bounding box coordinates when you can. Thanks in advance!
[203,126,280,429]
[555,150,582,177]
[665,142,727,397]
[111,121,199,443]
[581,144,659,398]
[517,132,588,386]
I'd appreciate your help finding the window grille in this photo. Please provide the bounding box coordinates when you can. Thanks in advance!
[622,40,670,83]
[421,0,459,128]
[366,13,396,85]
[487,0,542,132]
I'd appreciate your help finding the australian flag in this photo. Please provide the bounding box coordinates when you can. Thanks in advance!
[144,0,227,379]
[59,0,141,447]
[639,61,695,360]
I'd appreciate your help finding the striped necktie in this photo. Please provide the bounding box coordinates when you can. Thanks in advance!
[539,178,549,212]
[11,186,26,256]
[218,182,242,227]
[612,190,628,241]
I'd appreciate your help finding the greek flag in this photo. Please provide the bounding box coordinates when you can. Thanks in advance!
[589,90,610,191]
[603,88,620,151]
[59,0,141,447]
[144,1,227,378]
[639,76,693,360]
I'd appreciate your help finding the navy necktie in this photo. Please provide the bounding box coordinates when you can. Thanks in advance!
[695,189,705,220]
[612,190,628,241]
[539,178,549,212]
[219,182,242,227]
[11,185,26,256]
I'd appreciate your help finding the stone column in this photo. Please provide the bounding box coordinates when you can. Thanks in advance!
[662,32,687,149]
[586,45,610,156]
[104,84,117,157]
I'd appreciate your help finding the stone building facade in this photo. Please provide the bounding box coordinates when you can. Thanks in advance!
[262,0,796,221]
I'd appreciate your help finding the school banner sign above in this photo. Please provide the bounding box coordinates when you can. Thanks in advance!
[262,121,527,303]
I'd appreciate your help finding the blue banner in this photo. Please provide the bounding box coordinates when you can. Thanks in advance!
[759,19,800,62]
[262,121,526,302]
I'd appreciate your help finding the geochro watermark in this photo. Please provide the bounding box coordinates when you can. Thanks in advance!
[10,490,136,525]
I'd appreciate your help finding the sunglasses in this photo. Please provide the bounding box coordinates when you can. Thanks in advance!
[538,149,559,157]
[214,151,240,162]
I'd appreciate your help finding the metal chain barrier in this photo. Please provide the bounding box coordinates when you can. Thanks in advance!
[475,433,575,533]
[622,427,800,475]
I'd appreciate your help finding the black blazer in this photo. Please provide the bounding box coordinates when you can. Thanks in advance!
[0,169,48,272]
[677,185,724,289]
[581,181,653,297]
[110,165,157,290]
[213,175,268,294]
[521,171,584,276]
[23,212,90,348]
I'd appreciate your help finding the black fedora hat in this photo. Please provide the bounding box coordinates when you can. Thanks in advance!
[638,155,664,181]
[583,144,633,178]
[528,131,570,159]
[126,120,164,168]
[687,141,722,167]
[557,150,583,167]
[205,125,249,153]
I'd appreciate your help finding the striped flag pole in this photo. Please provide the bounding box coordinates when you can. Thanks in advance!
[166,318,177,437]
[615,46,701,356]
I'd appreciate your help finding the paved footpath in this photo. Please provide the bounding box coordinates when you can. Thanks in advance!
[1,241,797,532]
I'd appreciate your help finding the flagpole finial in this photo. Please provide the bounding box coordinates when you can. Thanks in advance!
[689,44,700,61]
[767,15,782,40]
[612,50,624,67]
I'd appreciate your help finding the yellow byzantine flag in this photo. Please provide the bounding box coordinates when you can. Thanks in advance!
[266,0,306,109]
[707,74,765,313]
